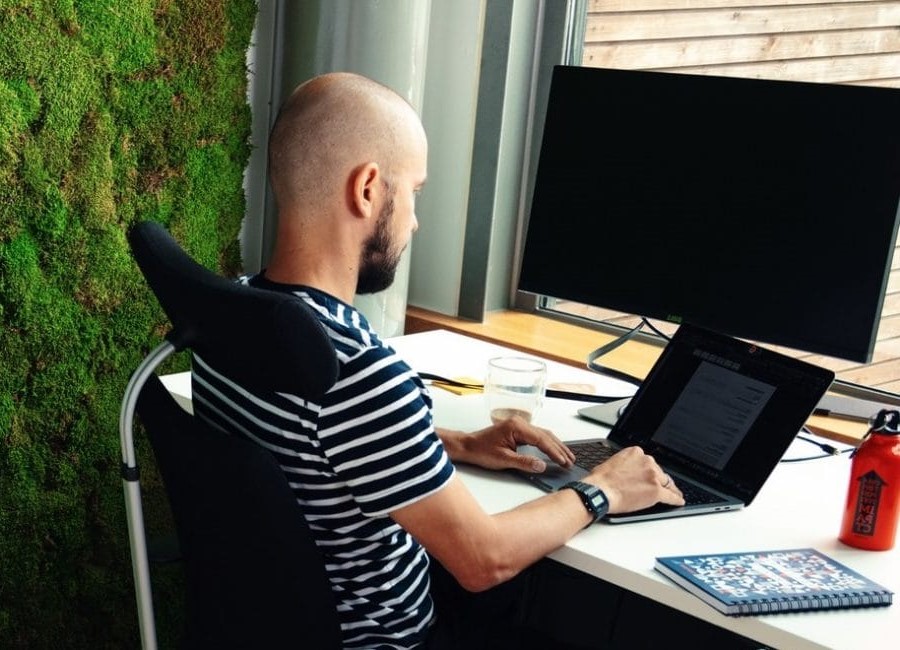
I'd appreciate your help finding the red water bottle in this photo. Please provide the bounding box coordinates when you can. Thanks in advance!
[839,409,900,550]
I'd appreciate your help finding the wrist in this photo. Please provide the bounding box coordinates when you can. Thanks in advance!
[436,427,470,462]
[562,480,609,526]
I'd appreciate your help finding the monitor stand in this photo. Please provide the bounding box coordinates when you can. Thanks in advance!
[578,318,651,426]
[578,397,631,427]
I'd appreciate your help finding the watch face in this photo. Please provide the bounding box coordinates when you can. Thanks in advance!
[570,481,608,520]
[587,487,606,510]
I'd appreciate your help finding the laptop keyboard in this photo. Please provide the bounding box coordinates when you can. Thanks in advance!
[675,482,721,505]
[568,441,722,506]
[569,440,617,467]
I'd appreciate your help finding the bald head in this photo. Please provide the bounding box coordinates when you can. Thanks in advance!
[268,72,424,215]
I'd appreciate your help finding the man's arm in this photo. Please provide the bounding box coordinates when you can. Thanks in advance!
[390,443,683,592]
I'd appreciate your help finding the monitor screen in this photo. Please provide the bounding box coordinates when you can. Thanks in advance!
[519,65,900,363]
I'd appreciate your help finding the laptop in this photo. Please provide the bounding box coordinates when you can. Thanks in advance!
[515,323,835,523]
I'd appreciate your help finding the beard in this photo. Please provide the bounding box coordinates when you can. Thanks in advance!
[357,195,403,295]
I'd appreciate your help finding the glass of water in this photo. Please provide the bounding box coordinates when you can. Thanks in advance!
[484,356,547,425]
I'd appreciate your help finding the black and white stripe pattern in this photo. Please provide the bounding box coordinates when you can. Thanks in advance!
[192,278,454,649]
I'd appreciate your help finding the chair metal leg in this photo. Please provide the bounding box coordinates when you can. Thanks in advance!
[123,479,158,650]
[120,341,176,650]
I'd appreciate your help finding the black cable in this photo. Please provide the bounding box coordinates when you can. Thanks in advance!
[780,452,851,463]
[641,317,671,341]
[417,372,630,404]
[779,429,853,463]
[795,435,844,457]
[418,373,481,389]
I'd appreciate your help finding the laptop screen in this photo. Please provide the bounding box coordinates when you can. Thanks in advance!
[609,324,834,504]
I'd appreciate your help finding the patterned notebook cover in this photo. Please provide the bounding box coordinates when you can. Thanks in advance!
[655,548,893,616]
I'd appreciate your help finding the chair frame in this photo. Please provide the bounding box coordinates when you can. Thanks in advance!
[120,340,178,649]
[119,220,340,649]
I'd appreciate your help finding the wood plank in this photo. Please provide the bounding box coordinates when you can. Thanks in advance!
[880,291,900,317]
[799,335,900,369]
[589,0,881,12]
[583,28,900,70]
[853,77,900,87]
[834,356,900,386]
[888,268,900,294]
[793,352,862,372]
[805,414,868,446]
[658,52,900,83]
[869,335,900,358]
[876,313,900,339]
[585,3,900,42]
[880,377,900,392]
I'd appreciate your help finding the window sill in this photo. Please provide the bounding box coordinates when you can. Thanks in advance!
[404,306,866,445]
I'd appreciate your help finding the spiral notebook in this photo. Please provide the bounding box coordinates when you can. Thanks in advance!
[654,548,893,616]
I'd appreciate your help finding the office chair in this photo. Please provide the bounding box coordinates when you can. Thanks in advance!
[119,220,341,649]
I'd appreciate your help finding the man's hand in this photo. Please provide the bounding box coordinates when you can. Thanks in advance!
[437,416,575,473]
[585,446,685,513]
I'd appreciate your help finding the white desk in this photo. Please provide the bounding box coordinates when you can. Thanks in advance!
[163,329,898,650]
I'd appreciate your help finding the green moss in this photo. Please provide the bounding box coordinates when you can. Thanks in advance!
[0,393,13,435]
[0,231,42,307]
[0,1,256,646]
[74,0,158,76]
[0,79,30,161]
[67,109,118,229]
[174,143,245,269]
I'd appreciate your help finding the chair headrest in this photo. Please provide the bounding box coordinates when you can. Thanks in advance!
[128,220,339,400]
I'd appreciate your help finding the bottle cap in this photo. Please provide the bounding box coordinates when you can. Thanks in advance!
[868,409,900,435]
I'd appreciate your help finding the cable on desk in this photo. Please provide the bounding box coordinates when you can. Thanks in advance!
[780,428,855,463]
[418,372,630,404]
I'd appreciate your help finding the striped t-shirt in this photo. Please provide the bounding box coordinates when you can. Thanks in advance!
[191,276,455,649]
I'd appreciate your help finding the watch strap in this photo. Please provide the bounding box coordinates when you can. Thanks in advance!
[563,480,609,526]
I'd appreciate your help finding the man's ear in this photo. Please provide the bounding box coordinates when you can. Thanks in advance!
[349,162,381,220]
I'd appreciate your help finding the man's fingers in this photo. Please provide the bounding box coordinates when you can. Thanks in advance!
[518,453,547,473]
[660,479,685,505]
[505,419,574,467]
[502,448,547,473]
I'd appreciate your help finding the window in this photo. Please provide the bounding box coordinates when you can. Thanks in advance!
[528,1,900,395]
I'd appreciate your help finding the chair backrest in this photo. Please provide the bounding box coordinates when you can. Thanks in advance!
[128,221,342,648]
[136,376,342,648]
[129,220,339,398]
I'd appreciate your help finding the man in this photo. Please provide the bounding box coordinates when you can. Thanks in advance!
[192,72,684,649]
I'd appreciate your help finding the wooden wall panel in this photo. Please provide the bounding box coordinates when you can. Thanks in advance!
[589,0,877,10]
[586,4,900,42]
[584,29,900,71]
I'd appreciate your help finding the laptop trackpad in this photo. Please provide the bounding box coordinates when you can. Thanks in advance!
[517,444,589,490]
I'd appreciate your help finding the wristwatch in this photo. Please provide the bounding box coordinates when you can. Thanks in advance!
[562,480,609,526]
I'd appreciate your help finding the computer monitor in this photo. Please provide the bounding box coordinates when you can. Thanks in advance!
[518,65,900,364]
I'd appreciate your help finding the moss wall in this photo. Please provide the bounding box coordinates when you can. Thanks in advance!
[0,1,256,646]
